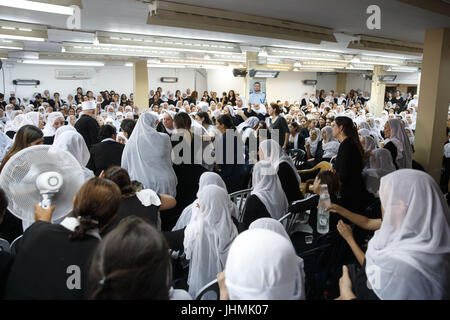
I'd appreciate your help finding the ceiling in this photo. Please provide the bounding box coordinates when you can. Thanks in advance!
[0,0,448,71]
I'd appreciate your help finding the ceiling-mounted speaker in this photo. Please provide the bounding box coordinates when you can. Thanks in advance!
[362,74,373,80]
[233,68,247,77]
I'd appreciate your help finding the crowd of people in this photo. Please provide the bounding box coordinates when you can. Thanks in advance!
[0,84,449,300]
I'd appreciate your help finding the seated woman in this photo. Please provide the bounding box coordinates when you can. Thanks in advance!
[4,177,121,299]
[218,229,304,300]
[239,160,289,232]
[383,118,413,169]
[246,218,306,300]
[362,148,396,197]
[173,172,239,231]
[287,121,306,151]
[259,139,302,203]
[42,112,65,145]
[300,128,322,169]
[320,126,340,162]
[101,167,176,234]
[0,125,44,243]
[52,130,95,181]
[333,169,450,300]
[184,185,238,299]
[87,216,191,300]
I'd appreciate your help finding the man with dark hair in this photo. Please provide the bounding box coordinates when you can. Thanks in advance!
[120,119,136,139]
[86,124,124,176]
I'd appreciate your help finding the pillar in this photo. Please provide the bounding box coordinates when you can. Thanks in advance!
[414,28,450,182]
[336,73,347,94]
[245,51,259,101]
[133,60,149,110]
[367,65,386,117]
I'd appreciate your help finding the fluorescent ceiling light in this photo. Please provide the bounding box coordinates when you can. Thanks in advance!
[124,62,133,67]
[0,34,45,42]
[249,69,280,78]
[294,62,302,67]
[22,59,104,66]
[0,0,75,15]
[389,66,419,72]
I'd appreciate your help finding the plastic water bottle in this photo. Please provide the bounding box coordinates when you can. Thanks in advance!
[317,184,330,234]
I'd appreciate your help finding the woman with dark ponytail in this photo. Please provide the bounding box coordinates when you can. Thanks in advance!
[331,116,371,215]
[101,166,176,235]
[4,178,121,300]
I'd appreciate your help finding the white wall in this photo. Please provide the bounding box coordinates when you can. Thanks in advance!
[148,67,197,94]
[2,64,134,99]
[346,73,372,93]
[0,64,201,99]
[207,68,246,96]
[266,71,317,103]
[316,73,337,93]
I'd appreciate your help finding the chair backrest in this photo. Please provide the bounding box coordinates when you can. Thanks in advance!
[229,188,252,223]
[0,238,11,253]
[195,279,220,300]
[288,149,306,168]
[315,161,333,172]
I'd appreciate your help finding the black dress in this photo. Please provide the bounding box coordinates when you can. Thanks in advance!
[101,194,160,235]
[333,137,370,214]
[239,195,270,232]
[277,162,302,203]
[346,260,380,300]
[4,221,99,300]
[268,116,289,147]
[86,140,125,176]
[43,136,55,145]
[383,141,398,170]
[74,114,100,150]
[0,251,13,298]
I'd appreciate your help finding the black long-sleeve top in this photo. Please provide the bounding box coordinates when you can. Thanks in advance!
[333,137,370,213]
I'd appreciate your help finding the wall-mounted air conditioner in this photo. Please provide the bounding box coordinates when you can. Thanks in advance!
[303,80,318,85]
[55,69,92,80]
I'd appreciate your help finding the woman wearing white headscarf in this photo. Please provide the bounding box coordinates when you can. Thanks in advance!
[305,127,321,160]
[0,131,13,163]
[383,118,413,169]
[183,185,238,299]
[259,138,302,203]
[222,228,304,300]
[173,172,239,231]
[121,112,177,197]
[321,126,340,161]
[54,125,77,142]
[66,115,77,127]
[248,218,306,300]
[362,148,396,196]
[43,112,64,144]
[240,160,289,230]
[51,130,94,180]
[364,169,450,299]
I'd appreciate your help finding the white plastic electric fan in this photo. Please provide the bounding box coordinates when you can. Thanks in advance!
[0,145,86,223]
